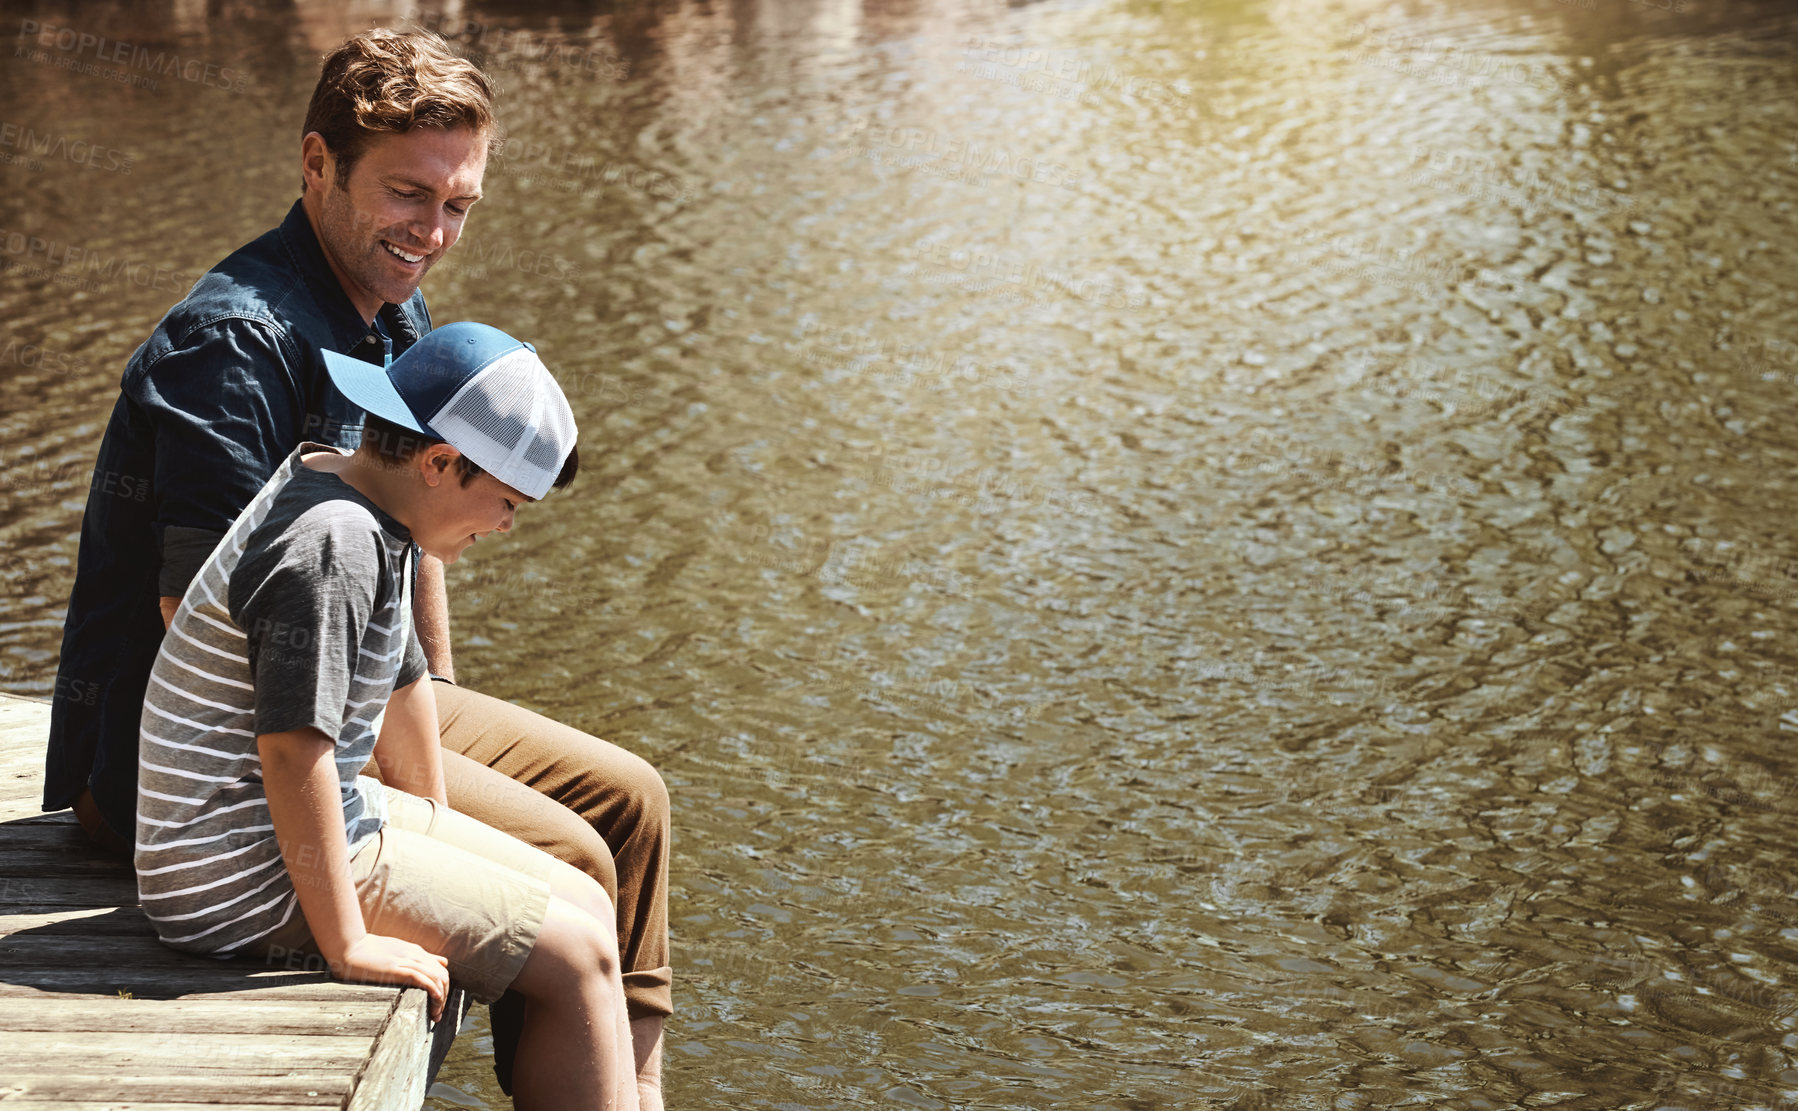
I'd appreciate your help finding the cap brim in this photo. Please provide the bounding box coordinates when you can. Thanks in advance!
[320,349,429,433]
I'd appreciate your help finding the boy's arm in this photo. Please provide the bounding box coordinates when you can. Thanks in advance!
[259,726,450,1019]
[374,675,448,806]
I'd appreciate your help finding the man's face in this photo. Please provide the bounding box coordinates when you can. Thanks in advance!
[303,125,486,321]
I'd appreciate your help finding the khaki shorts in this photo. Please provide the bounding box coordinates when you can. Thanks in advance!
[259,785,554,1004]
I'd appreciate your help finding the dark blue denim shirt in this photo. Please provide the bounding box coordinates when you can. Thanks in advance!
[46,198,431,836]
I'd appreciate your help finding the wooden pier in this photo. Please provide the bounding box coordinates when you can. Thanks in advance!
[0,693,467,1108]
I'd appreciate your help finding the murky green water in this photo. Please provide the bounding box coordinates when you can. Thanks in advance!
[5,0,1798,1106]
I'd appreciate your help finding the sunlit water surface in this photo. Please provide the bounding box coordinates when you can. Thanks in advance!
[4,0,1798,1106]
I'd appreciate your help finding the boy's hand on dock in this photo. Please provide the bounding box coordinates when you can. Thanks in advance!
[336,933,451,1020]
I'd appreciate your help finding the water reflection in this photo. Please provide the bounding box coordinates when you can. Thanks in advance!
[5,0,1798,1107]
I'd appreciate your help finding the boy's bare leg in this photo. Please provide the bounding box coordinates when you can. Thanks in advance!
[510,893,638,1111]
[632,1016,664,1111]
[433,684,673,1022]
[360,796,645,1107]
[528,859,648,1109]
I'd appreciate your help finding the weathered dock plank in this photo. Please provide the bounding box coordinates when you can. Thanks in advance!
[0,694,49,733]
[0,997,392,1035]
[0,692,468,1108]
[0,1071,354,1105]
[0,1100,343,1107]
[0,849,142,875]
[0,820,112,845]
[0,1105,339,1110]
[0,798,75,823]
[0,976,396,1003]
[0,1029,373,1068]
[347,994,439,1111]
[0,904,185,926]
[0,874,147,905]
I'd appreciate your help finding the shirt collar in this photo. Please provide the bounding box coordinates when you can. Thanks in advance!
[277,198,425,355]
[290,442,415,543]
[378,298,422,348]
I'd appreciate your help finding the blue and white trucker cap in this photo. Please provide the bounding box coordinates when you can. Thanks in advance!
[321,322,577,500]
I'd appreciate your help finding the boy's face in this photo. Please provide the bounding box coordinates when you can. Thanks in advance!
[413,457,531,564]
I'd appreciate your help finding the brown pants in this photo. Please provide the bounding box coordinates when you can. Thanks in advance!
[430,681,672,1020]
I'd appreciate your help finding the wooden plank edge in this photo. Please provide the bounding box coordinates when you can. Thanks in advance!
[0,1104,340,1110]
[0,997,393,1035]
[344,985,470,1111]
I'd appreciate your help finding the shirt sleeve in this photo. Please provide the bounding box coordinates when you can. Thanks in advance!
[130,319,305,597]
[158,525,228,597]
[395,623,428,689]
[394,546,428,689]
[229,503,383,740]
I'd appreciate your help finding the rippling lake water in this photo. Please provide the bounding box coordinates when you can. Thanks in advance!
[5,0,1798,1107]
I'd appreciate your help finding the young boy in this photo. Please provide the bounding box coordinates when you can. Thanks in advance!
[135,322,640,1110]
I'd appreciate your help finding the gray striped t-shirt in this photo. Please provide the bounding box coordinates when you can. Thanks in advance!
[135,443,427,956]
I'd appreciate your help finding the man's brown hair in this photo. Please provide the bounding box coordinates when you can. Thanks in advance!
[302,29,499,187]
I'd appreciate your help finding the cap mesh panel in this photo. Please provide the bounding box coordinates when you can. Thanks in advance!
[427,348,577,498]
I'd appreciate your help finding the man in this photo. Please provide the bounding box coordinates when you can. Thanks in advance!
[44,29,667,1107]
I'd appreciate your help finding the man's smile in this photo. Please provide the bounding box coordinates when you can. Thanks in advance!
[382,240,427,265]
